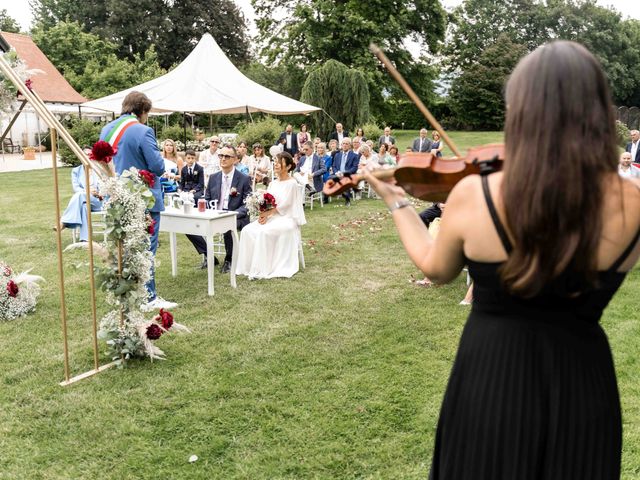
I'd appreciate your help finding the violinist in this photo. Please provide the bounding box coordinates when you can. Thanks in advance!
[365,41,640,479]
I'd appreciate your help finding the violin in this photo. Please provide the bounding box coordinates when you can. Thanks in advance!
[322,44,505,203]
[323,144,504,203]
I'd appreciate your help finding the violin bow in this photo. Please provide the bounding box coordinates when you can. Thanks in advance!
[369,43,462,158]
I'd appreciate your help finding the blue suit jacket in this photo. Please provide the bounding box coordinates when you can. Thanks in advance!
[205,170,252,230]
[180,163,205,194]
[330,150,359,175]
[295,153,327,192]
[625,142,640,163]
[100,116,166,212]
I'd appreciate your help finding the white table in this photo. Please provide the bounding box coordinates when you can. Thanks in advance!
[159,208,239,296]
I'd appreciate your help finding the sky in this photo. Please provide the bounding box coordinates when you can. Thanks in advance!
[0,0,638,35]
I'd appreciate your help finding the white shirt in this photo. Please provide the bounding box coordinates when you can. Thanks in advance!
[619,165,640,178]
[301,155,313,175]
[200,149,220,176]
[286,133,292,149]
[631,141,639,163]
[221,169,235,210]
[337,131,344,142]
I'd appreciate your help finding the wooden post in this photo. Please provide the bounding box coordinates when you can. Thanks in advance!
[51,129,70,383]
[83,166,100,370]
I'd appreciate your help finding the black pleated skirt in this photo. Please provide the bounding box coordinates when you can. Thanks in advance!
[429,310,621,479]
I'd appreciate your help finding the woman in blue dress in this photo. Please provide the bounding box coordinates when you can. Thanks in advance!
[59,163,103,241]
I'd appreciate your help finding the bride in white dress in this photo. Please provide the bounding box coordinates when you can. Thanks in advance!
[236,152,307,279]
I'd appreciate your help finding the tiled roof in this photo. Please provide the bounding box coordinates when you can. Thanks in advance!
[2,31,87,104]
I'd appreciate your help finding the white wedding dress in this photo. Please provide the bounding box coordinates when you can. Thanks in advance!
[236,178,306,279]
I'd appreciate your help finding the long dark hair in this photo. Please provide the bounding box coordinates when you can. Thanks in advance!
[501,41,618,297]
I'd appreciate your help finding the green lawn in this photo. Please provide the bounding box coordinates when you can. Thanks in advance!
[0,132,638,479]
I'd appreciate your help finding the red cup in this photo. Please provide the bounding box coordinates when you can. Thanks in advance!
[198,198,206,212]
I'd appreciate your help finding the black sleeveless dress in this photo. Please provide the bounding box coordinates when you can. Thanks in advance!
[429,176,640,480]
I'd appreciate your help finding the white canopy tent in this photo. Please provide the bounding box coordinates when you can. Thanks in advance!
[82,34,320,116]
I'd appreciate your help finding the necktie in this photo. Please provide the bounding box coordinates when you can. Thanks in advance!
[341,152,347,172]
[419,139,423,151]
[189,167,193,177]
[223,175,229,209]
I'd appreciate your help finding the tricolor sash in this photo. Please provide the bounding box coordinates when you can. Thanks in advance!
[103,114,138,153]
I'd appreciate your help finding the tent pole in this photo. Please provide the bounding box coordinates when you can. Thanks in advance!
[183,112,187,144]
[78,105,82,120]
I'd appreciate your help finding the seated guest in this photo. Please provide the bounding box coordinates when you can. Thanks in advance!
[318,142,333,203]
[186,145,252,272]
[352,136,363,158]
[356,127,367,142]
[248,143,271,185]
[329,137,359,206]
[277,124,298,156]
[199,136,221,183]
[328,122,348,143]
[377,143,394,167]
[358,144,379,171]
[388,145,400,165]
[236,152,306,279]
[236,141,251,175]
[297,123,310,152]
[328,138,338,159]
[59,162,103,242]
[294,141,327,192]
[412,128,432,152]
[619,151,640,179]
[378,126,395,146]
[313,137,322,152]
[179,149,205,203]
[160,140,180,193]
[431,130,444,157]
[625,129,640,164]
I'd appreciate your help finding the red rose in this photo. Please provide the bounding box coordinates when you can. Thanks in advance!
[6,280,18,297]
[158,308,173,330]
[139,170,155,188]
[260,193,277,212]
[147,218,156,236]
[146,323,163,340]
[89,140,114,163]
[230,187,238,197]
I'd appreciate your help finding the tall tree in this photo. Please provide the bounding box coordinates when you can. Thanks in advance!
[448,34,527,129]
[0,9,21,33]
[251,0,447,114]
[300,59,370,139]
[32,21,164,99]
[29,0,250,69]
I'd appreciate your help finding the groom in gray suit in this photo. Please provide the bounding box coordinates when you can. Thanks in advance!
[187,145,252,273]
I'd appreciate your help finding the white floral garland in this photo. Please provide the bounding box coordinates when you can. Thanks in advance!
[96,167,188,362]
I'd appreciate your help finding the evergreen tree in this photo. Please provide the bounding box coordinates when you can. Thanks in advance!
[0,9,21,33]
[300,60,370,139]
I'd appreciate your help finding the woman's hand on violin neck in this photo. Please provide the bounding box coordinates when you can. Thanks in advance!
[362,164,406,206]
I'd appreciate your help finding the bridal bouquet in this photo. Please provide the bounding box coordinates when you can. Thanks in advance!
[0,261,44,321]
[245,191,277,218]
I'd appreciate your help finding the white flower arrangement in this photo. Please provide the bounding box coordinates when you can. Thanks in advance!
[96,167,189,362]
[0,261,44,321]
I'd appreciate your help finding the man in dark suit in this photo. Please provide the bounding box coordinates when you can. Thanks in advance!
[328,123,349,144]
[276,124,298,156]
[100,90,176,311]
[294,141,327,193]
[329,137,359,206]
[179,149,205,203]
[412,128,433,152]
[625,129,640,164]
[187,145,252,272]
[378,126,396,147]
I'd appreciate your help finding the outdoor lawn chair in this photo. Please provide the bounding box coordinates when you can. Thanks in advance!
[2,138,20,153]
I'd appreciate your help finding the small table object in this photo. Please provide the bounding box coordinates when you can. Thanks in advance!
[159,208,239,296]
